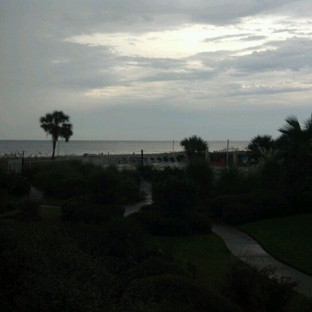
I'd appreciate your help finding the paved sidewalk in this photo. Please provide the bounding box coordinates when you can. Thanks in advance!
[212,223,312,298]
[124,180,152,217]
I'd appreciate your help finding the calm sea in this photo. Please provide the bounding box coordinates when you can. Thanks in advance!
[0,140,249,157]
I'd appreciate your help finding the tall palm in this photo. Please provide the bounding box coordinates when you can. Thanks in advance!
[40,111,73,160]
[277,114,312,192]
[277,115,312,156]
[180,135,208,165]
[180,135,208,156]
[247,135,275,155]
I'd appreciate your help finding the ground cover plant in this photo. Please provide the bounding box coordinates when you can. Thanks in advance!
[238,214,312,276]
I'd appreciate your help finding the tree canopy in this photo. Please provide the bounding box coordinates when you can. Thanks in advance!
[40,111,73,160]
[180,135,208,155]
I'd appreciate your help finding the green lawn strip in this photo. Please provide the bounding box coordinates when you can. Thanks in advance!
[0,209,19,218]
[150,233,235,290]
[41,196,66,206]
[238,214,312,276]
[41,206,62,220]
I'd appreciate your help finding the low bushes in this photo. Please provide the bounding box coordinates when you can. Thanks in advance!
[130,212,191,236]
[62,196,125,224]
[0,223,113,312]
[185,211,212,234]
[222,261,299,312]
[130,210,212,236]
[15,199,42,222]
[119,274,242,312]
[99,217,150,261]
[153,176,198,216]
[210,190,292,224]
[0,169,30,196]
[48,177,90,199]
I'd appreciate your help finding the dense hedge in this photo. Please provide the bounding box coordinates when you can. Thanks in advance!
[130,210,212,236]
[153,176,198,216]
[15,199,42,222]
[62,196,125,223]
[31,162,143,205]
[0,169,30,196]
[209,190,292,224]
[119,274,242,312]
[49,177,90,199]
[130,212,191,236]
[0,223,113,312]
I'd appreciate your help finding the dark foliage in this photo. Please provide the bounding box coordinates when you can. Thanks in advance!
[186,163,214,202]
[222,261,299,312]
[210,190,292,224]
[0,169,30,196]
[49,177,90,199]
[62,196,125,224]
[119,274,241,312]
[15,199,42,222]
[130,211,191,236]
[0,223,113,312]
[153,176,198,216]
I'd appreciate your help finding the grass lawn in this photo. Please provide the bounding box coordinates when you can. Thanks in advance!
[150,233,235,290]
[41,206,62,220]
[238,214,312,276]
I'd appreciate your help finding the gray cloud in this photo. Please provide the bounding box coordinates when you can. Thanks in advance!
[1,0,312,140]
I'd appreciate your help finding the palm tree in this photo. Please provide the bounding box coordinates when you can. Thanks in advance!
[180,135,208,164]
[39,111,73,160]
[276,114,312,193]
[277,115,312,157]
[247,135,275,154]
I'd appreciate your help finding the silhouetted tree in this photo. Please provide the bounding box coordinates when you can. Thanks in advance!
[248,135,275,155]
[180,135,208,165]
[276,115,312,157]
[40,111,73,160]
[276,114,312,193]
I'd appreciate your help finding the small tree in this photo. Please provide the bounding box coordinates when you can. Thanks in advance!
[39,111,73,160]
[180,135,208,165]
[247,135,275,159]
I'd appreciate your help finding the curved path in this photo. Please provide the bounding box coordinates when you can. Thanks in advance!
[212,223,312,298]
[124,180,152,217]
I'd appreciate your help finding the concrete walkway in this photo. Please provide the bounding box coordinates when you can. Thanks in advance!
[124,180,152,217]
[212,223,312,298]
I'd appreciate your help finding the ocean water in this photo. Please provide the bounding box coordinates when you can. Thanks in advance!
[0,140,249,157]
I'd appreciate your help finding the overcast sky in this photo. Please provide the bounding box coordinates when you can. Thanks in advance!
[1,1,312,141]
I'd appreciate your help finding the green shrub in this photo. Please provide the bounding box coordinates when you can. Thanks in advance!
[15,199,42,222]
[222,261,298,311]
[100,217,150,260]
[49,177,90,199]
[260,194,292,218]
[90,171,119,204]
[120,274,242,312]
[130,212,191,236]
[223,202,259,224]
[0,222,112,311]
[211,190,292,224]
[128,257,188,280]
[117,176,144,204]
[186,163,214,201]
[33,170,66,194]
[153,176,198,216]
[215,167,246,196]
[208,195,238,218]
[184,211,212,234]
[139,203,162,212]
[8,176,31,196]
[293,191,312,213]
[0,169,30,196]
[62,196,124,223]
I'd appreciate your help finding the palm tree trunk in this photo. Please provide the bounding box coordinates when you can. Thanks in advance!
[52,139,57,160]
